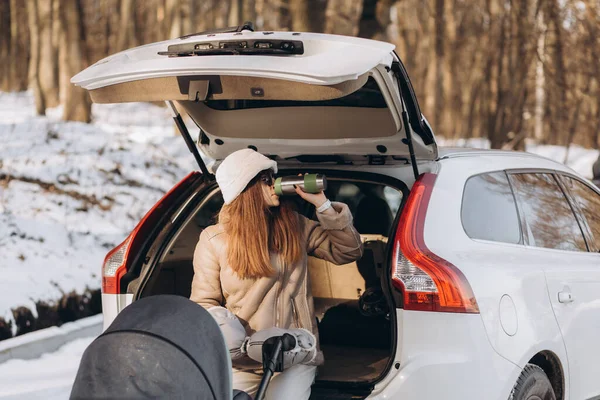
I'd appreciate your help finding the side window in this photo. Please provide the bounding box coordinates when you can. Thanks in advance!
[563,177,600,251]
[510,173,587,252]
[461,171,521,244]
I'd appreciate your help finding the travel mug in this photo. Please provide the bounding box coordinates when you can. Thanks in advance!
[274,174,327,196]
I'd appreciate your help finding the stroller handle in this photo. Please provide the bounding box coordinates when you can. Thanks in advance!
[254,334,296,400]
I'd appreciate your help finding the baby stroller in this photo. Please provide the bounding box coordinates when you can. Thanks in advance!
[70,295,289,400]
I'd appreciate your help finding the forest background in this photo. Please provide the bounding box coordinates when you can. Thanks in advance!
[2,0,600,151]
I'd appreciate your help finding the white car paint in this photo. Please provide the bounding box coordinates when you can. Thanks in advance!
[370,311,520,399]
[544,257,600,400]
[71,32,395,88]
[100,293,133,331]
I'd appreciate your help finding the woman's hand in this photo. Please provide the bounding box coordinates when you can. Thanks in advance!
[294,173,328,208]
[294,186,328,208]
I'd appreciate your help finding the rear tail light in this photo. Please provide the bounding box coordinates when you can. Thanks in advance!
[391,173,479,313]
[102,236,132,294]
[101,171,202,295]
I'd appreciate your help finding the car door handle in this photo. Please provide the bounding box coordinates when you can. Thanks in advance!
[558,291,574,304]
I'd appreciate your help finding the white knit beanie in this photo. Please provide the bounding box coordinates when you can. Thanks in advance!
[216,149,278,205]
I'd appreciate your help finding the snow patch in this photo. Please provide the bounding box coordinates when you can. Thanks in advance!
[0,91,196,322]
[0,336,94,399]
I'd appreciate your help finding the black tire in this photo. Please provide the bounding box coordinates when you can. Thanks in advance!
[510,364,556,400]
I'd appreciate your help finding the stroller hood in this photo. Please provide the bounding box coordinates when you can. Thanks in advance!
[70,295,233,400]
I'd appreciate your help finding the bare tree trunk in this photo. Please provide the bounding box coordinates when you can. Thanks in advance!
[144,0,162,43]
[563,91,588,163]
[229,0,243,26]
[258,0,286,30]
[117,0,136,50]
[289,0,311,32]
[445,0,459,138]
[180,0,193,35]
[394,1,420,75]
[433,0,445,133]
[214,0,231,29]
[242,0,257,25]
[547,0,567,145]
[8,0,29,91]
[358,0,392,40]
[423,0,435,125]
[39,0,59,107]
[58,0,91,122]
[534,9,546,143]
[169,0,183,38]
[488,0,509,149]
[596,92,600,148]
[53,0,62,54]
[504,0,534,151]
[27,0,45,115]
[324,0,363,36]
[0,0,11,91]
[582,0,600,148]
[156,0,168,40]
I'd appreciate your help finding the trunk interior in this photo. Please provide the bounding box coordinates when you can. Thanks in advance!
[134,171,406,399]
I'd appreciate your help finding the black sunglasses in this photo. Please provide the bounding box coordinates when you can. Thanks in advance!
[258,170,275,186]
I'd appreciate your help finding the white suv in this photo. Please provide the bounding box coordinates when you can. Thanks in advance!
[73,27,600,400]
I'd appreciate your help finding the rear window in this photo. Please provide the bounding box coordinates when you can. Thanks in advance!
[204,77,388,110]
[562,176,600,250]
[510,173,587,251]
[461,171,521,244]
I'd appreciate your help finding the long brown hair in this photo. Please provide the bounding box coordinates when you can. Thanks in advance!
[218,176,303,279]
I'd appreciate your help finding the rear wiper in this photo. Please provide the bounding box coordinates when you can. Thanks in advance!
[179,21,254,40]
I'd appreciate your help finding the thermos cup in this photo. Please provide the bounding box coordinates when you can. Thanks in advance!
[274,174,327,196]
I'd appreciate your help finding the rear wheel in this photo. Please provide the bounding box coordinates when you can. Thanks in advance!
[510,364,556,400]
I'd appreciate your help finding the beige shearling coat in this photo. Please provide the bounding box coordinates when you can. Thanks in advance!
[190,202,363,368]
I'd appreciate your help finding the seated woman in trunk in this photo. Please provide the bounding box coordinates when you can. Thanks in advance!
[190,149,363,400]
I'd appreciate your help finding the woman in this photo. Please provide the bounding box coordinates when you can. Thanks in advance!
[190,149,363,400]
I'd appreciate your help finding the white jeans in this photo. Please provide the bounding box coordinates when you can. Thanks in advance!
[232,364,317,400]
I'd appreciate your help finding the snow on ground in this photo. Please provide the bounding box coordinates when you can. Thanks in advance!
[0,91,197,326]
[0,336,93,399]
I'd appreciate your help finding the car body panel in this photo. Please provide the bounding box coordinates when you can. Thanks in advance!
[369,310,520,400]
[71,32,396,88]
[101,293,133,331]
[422,154,577,387]
[543,253,600,400]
